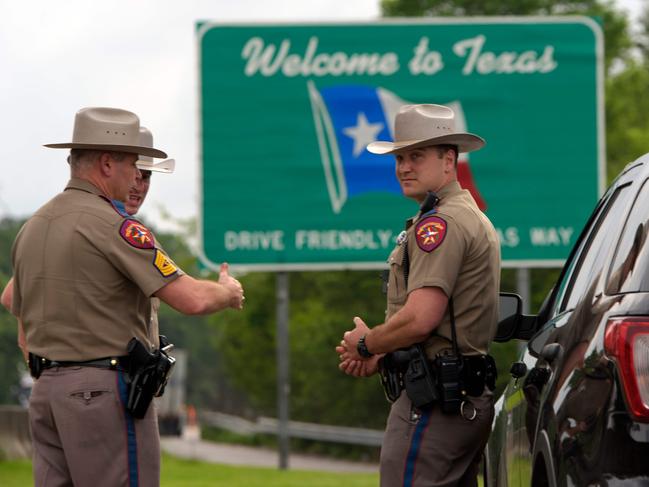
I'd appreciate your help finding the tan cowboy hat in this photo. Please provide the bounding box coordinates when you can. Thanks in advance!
[45,107,167,158]
[367,104,485,155]
[135,127,175,173]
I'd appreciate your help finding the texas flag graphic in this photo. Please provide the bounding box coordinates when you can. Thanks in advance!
[307,81,486,214]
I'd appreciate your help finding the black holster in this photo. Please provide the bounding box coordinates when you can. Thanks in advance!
[382,345,497,414]
[380,345,439,408]
[378,352,405,403]
[28,353,45,379]
[125,336,176,419]
[402,345,439,408]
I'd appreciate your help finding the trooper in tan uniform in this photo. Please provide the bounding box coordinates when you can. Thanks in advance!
[9,107,244,487]
[1,126,174,358]
[337,104,500,487]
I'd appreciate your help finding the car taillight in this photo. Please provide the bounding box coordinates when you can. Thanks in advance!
[605,318,649,422]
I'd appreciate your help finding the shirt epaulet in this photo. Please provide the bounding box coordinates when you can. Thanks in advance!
[98,195,130,218]
[418,208,438,221]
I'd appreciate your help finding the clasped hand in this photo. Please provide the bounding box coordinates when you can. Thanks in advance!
[335,316,380,377]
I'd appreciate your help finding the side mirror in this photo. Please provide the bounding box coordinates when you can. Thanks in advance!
[494,292,537,342]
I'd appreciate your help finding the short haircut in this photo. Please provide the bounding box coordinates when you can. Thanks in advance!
[69,149,131,174]
[69,149,102,170]
[432,144,459,168]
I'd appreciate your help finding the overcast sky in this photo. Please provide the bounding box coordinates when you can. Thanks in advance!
[0,0,643,230]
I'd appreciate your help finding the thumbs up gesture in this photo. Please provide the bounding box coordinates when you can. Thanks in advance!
[218,263,244,309]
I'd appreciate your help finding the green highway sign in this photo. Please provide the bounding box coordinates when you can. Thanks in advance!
[197,18,603,271]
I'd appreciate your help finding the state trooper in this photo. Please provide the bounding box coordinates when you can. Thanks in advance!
[9,107,244,487]
[337,104,500,487]
[1,126,174,359]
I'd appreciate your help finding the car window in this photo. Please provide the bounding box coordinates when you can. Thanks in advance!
[555,184,633,313]
[549,190,614,317]
[608,178,649,293]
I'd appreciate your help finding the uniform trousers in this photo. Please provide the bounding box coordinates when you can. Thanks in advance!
[29,365,160,487]
[380,389,494,487]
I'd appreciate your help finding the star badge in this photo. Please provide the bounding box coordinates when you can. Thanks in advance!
[119,219,155,249]
[415,216,447,252]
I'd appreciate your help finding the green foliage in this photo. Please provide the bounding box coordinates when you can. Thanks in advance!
[0,459,32,487]
[0,218,26,405]
[211,271,390,429]
[0,218,23,278]
[606,62,649,182]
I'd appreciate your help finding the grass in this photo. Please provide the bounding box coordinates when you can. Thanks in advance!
[0,458,31,487]
[0,454,378,487]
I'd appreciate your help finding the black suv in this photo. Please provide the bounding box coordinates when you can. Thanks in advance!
[486,156,649,486]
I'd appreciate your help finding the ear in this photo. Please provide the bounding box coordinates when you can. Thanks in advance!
[98,152,113,177]
[444,149,456,173]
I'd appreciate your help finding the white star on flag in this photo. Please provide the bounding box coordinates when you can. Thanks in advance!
[343,112,384,157]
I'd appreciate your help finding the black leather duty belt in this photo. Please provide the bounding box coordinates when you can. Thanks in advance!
[29,353,130,378]
[45,357,130,370]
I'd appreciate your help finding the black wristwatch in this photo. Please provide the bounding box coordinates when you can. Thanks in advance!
[357,334,374,358]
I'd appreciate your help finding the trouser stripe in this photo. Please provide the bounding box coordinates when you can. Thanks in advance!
[117,371,139,487]
[402,409,431,487]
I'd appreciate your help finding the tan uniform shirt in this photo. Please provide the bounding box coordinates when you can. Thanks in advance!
[148,297,161,348]
[386,181,500,356]
[11,178,182,361]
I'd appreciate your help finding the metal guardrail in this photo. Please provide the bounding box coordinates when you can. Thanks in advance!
[0,405,32,460]
[199,410,384,447]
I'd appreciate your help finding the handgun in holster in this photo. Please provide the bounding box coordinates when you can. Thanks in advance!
[378,352,405,403]
[125,336,176,419]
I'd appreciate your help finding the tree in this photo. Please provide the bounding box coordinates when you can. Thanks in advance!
[0,218,27,404]
[606,62,649,180]
[211,270,389,428]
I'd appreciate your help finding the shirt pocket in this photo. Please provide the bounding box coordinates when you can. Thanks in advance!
[387,245,407,304]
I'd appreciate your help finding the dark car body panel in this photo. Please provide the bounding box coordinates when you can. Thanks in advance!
[486,157,649,486]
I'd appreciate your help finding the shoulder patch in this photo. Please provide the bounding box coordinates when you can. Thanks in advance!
[153,249,178,277]
[120,219,155,249]
[415,216,447,252]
